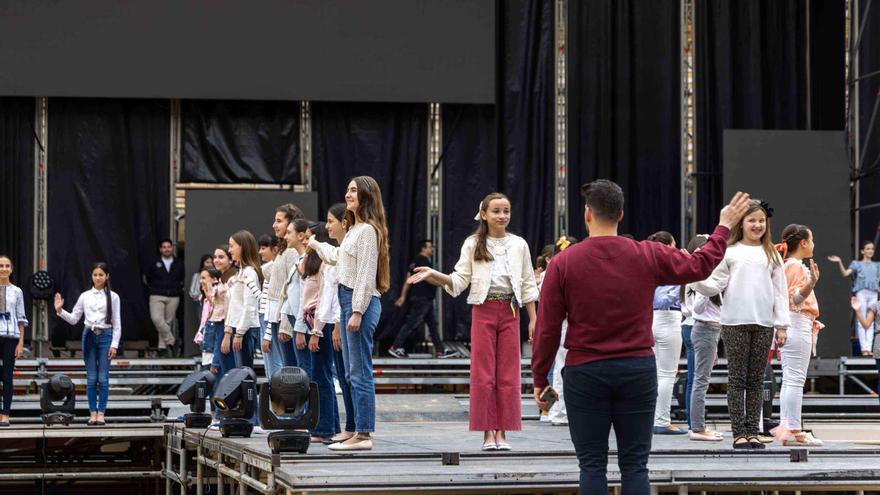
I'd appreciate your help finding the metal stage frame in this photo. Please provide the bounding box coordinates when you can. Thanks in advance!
[163,421,880,495]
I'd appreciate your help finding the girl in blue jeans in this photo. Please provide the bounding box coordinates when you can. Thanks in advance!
[55,263,121,426]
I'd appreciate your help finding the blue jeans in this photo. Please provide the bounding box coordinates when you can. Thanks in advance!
[338,286,379,433]
[332,339,357,433]
[565,357,656,495]
[82,329,113,413]
[210,321,235,378]
[681,324,694,428]
[201,320,218,354]
[263,321,287,380]
[293,324,340,436]
[282,315,300,367]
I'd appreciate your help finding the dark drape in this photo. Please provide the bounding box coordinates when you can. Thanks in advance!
[696,1,808,233]
[312,102,427,311]
[438,0,554,342]
[181,100,300,184]
[856,1,880,246]
[498,0,556,252]
[567,0,681,241]
[0,97,35,330]
[441,104,499,341]
[48,98,170,345]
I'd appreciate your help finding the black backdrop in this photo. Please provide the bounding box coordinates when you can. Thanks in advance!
[0,97,35,328]
[312,102,428,308]
[567,0,682,241]
[439,0,555,342]
[48,98,170,345]
[856,1,880,248]
[181,100,301,184]
[695,0,844,234]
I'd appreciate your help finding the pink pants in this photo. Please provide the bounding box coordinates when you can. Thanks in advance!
[469,300,522,432]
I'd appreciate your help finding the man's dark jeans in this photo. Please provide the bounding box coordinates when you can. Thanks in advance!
[564,356,657,495]
[392,296,443,352]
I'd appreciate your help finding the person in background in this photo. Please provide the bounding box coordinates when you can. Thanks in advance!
[188,254,214,328]
[146,238,185,357]
[388,239,459,359]
[0,255,27,427]
[828,241,880,356]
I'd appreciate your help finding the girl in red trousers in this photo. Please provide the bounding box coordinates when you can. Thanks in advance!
[409,192,538,451]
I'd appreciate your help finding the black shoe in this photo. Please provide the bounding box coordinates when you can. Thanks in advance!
[437,349,461,359]
[747,436,766,449]
[387,347,407,359]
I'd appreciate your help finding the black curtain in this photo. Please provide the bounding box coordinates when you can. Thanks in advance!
[856,1,880,246]
[441,104,499,341]
[181,100,300,183]
[438,0,555,342]
[567,0,681,241]
[312,102,427,314]
[48,98,170,345]
[696,1,809,233]
[0,97,35,331]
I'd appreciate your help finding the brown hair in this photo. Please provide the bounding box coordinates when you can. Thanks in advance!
[275,203,305,255]
[777,224,811,259]
[351,176,391,293]
[647,231,675,246]
[472,192,510,262]
[230,231,264,286]
[727,199,781,266]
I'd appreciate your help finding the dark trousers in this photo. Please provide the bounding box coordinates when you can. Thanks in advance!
[721,325,773,437]
[0,338,17,415]
[565,356,656,495]
[392,296,443,352]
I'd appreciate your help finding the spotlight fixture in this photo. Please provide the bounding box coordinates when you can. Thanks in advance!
[40,374,75,426]
[259,366,319,454]
[176,370,215,428]
[211,367,257,438]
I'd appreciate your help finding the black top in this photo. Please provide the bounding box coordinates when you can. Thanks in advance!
[408,255,435,300]
[145,257,186,297]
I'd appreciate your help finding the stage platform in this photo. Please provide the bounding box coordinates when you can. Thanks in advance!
[165,419,880,494]
[166,395,880,495]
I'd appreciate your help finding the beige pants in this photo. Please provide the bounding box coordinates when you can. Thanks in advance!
[149,295,179,349]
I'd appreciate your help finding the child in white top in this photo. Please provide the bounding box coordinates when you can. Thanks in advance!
[0,255,27,426]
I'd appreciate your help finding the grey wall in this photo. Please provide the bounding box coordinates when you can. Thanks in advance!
[723,130,851,357]
[182,190,319,356]
[0,0,496,104]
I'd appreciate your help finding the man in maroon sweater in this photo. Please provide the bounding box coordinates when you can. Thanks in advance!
[531,180,750,495]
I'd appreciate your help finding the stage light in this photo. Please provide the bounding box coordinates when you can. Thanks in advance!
[176,370,215,428]
[259,366,319,454]
[211,367,257,438]
[40,374,75,426]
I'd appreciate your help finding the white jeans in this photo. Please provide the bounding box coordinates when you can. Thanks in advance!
[780,313,813,430]
[653,310,683,427]
[855,289,877,353]
[548,321,568,423]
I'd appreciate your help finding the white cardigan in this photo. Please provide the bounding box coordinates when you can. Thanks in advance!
[447,234,539,306]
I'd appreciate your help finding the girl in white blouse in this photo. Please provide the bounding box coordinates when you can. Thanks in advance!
[55,262,122,426]
[0,255,27,427]
[224,231,264,372]
[409,192,539,451]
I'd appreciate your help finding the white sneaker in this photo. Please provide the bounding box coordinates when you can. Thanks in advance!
[252,426,268,435]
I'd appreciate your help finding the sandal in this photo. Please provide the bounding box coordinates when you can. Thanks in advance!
[733,436,751,449]
[746,436,766,449]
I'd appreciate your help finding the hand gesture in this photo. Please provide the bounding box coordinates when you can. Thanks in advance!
[827,255,841,263]
[332,325,342,351]
[807,259,820,287]
[295,332,307,350]
[851,296,861,312]
[308,334,320,352]
[53,293,64,314]
[406,266,435,286]
[533,386,558,411]
[718,192,751,229]
[347,312,362,333]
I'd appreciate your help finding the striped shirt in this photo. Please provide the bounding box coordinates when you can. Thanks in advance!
[259,260,273,316]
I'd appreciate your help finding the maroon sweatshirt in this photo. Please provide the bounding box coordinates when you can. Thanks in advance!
[531,225,730,389]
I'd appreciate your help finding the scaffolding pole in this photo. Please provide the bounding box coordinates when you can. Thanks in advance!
[427,103,443,341]
[301,101,312,191]
[554,0,568,238]
[32,97,49,358]
[681,0,696,244]
[170,99,182,243]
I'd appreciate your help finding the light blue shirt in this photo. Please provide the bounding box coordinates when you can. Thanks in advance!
[0,284,28,339]
[652,285,681,311]
[850,261,880,293]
